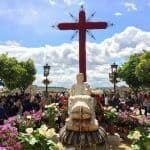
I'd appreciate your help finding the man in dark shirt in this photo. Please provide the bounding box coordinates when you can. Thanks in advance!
[10,99,22,116]
[22,94,32,112]
[0,101,7,125]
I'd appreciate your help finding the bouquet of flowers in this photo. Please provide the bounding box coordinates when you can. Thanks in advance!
[19,124,64,150]
[128,127,150,150]
[43,103,59,127]
[104,107,117,124]
[0,124,21,150]
[17,111,42,132]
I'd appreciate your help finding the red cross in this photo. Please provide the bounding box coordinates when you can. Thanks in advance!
[58,10,108,82]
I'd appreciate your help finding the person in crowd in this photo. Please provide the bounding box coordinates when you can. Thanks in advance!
[104,94,109,106]
[22,94,32,112]
[10,98,22,117]
[126,95,135,107]
[143,94,150,116]
[109,95,120,108]
[30,96,40,111]
[0,100,7,125]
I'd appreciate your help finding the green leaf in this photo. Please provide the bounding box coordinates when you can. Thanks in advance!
[29,137,38,145]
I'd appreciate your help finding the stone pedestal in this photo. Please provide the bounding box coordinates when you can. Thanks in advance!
[60,126,108,149]
[60,73,108,149]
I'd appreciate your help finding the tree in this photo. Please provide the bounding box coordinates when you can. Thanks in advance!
[135,51,150,87]
[0,54,36,91]
[19,59,36,91]
[118,54,142,95]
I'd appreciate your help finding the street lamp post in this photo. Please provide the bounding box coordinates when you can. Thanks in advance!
[43,64,50,98]
[110,62,118,94]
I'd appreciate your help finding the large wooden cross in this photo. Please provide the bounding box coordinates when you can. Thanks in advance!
[58,9,108,82]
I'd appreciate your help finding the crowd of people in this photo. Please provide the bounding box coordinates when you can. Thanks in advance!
[103,92,150,116]
[0,92,68,125]
[0,90,149,126]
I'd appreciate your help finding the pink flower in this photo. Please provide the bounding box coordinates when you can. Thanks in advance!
[0,124,19,149]
[32,110,42,121]
[0,147,7,150]
[138,119,144,125]
[15,142,21,150]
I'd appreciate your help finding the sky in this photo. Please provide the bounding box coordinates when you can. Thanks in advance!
[0,0,150,88]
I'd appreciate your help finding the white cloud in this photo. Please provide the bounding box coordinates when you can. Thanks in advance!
[114,12,123,16]
[64,0,85,6]
[124,2,137,11]
[48,0,56,6]
[0,26,150,88]
[5,40,21,47]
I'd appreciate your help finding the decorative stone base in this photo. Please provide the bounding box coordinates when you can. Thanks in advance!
[65,118,99,132]
[60,126,108,149]
[64,145,107,150]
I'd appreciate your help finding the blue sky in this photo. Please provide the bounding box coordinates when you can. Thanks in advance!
[0,0,149,46]
[0,0,150,87]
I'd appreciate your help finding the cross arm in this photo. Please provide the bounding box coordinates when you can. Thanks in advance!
[84,22,108,29]
[58,23,78,30]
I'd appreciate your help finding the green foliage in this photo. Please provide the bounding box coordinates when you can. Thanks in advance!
[0,54,36,91]
[19,125,64,150]
[44,103,59,127]
[118,53,142,94]
[19,59,36,91]
[135,51,150,87]
[118,51,150,91]
[128,128,150,150]
[104,107,117,124]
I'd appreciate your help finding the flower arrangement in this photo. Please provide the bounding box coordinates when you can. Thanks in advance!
[103,106,150,137]
[0,124,21,150]
[116,111,139,130]
[19,124,64,150]
[4,111,43,133]
[16,111,42,132]
[128,128,150,150]
[44,103,59,127]
[0,108,65,150]
[104,107,117,124]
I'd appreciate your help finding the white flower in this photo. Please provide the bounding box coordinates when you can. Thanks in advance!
[110,108,117,112]
[39,128,46,136]
[46,103,56,108]
[38,124,48,136]
[26,115,32,120]
[55,107,58,112]
[128,131,142,140]
[45,105,48,108]
[56,103,59,106]
[132,131,142,140]
[29,137,37,145]
[42,112,46,116]
[56,142,65,150]
[45,128,56,138]
[26,128,33,134]
[147,133,150,138]
[40,124,48,131]
[131,144,140,150]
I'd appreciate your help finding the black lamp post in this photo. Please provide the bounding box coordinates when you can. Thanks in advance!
[43,64,50,98]
[110,62,118,94]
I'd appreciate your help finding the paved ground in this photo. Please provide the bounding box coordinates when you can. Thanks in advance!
[118,142,132,150]
[109,143,132,150]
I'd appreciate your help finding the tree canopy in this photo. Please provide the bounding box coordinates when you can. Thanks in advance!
[118,51,150,93]
[0,54,36,91]
[135,51,150,87]
[118,54,142,94]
